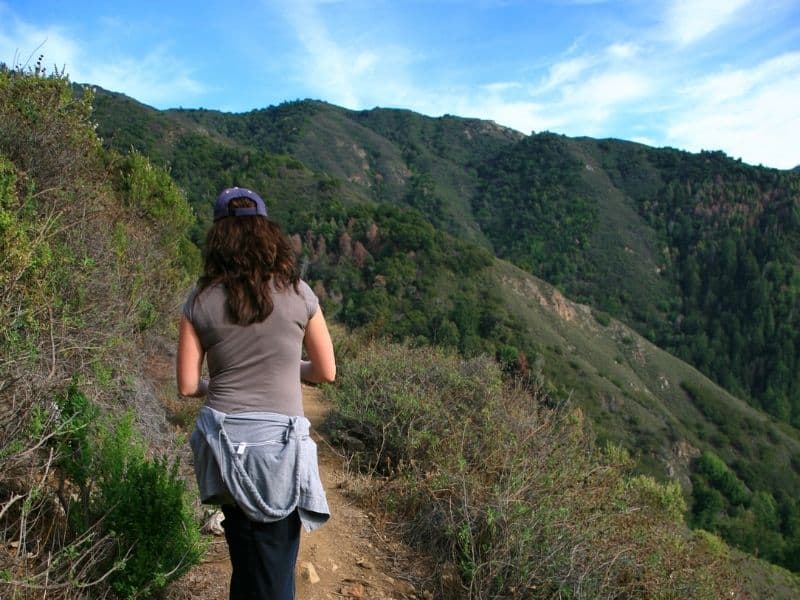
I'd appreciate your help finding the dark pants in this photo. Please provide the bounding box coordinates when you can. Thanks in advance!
[221,505,301,600]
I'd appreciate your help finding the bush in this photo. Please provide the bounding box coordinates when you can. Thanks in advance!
[593,310,612,326]
[0,66,201,598]
[56,386,204,598]
[325,338,739,598]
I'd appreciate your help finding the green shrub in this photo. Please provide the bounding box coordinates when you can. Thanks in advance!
[593,310,612,326]
[694,450,750,506]
[626,474,687,523]
[119,151,194,235]
[56,387,204,598]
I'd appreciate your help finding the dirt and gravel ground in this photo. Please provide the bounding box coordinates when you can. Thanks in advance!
[149,349,434,600]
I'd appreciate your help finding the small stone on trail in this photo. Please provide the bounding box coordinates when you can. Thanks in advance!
[341,582,367,599]
[357,559,375,570]
[299,561,320,584]
[201,511,225,536]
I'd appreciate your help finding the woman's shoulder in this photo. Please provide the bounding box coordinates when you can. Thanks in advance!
[183,283,226,319]
[296,278,314,294]
[290,279,318,319]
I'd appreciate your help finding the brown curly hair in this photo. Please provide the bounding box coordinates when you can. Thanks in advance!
[197,197,299,325]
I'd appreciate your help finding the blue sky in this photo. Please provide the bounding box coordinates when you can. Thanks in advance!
[2,0,799,168]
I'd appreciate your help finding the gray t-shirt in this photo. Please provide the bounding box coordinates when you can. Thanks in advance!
[182,280,319,416]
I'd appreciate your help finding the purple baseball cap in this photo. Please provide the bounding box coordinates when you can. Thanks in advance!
[213,187,268,221]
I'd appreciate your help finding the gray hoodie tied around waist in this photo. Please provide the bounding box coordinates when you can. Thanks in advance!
[190,405,330,532]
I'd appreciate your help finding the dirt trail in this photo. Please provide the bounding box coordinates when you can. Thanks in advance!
[161,381,430,600]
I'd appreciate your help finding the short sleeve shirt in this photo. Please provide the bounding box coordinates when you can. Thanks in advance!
[183,280,318,416]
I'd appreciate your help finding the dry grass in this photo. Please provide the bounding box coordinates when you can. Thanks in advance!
[324,337,743,599]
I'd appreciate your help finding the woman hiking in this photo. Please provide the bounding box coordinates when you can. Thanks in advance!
[177,186,335,599]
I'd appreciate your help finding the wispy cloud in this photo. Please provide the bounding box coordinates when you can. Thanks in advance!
[0,18,80,72]
[3,0,797,168]
[77,49,205,106]
[662,0,753,46]
[279,0,359,107]
[667,51,800,167]
[539,55,596,92]
[0,13,204,106]
[276,0,419,109]
[445,93,554,135]
[524,39,655,135]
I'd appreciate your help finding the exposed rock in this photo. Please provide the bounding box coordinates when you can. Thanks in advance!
[357,559,375,570]
[666,439,701,488]
[299,561,320,584]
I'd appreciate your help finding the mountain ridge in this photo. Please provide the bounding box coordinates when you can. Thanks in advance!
[87,85,800,572]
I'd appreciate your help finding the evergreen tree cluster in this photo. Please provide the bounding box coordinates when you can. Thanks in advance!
[603,145,800,425]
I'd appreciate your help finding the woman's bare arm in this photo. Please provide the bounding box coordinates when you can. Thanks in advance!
[301,308,336,383]
[176,315,208,396]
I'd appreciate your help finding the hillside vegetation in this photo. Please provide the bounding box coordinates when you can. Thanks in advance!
[1,66,203,598]
[327,335,740,598]
[88,89,800,574]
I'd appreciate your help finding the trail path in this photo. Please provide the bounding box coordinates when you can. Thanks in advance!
[153,363,431,600]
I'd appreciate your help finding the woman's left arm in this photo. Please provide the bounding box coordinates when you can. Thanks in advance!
[177,315,208,397]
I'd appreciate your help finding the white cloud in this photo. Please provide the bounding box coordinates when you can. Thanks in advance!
[352,51,378,75]
[667,52,800,168]
[663,0,753,46]
[4,0,797,168]
[0,19,81,72]
[631,135,659,146]
[538,55,595,92]
[76,49,205,106]
[0,13,204,107]
[450,98,554,135]
[482,81,523,94]
[681,52,800,105]
[566,70,651,106]
[606,42,639,60]
[527,38,653,134]
[278,0,366,107]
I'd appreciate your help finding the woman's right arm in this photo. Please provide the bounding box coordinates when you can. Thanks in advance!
[301,308,336,383]
[176,315,208,397]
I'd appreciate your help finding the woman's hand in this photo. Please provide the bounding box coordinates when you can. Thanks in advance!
[177,315,208,396]
[301,308,336,383]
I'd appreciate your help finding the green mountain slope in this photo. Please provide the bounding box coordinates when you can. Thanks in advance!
[86,88,800,572]
[493,260,800,486]
[94,93,800,430]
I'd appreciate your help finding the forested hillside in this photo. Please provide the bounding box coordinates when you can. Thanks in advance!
[92,90,800,433]
[87,88,800,578]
